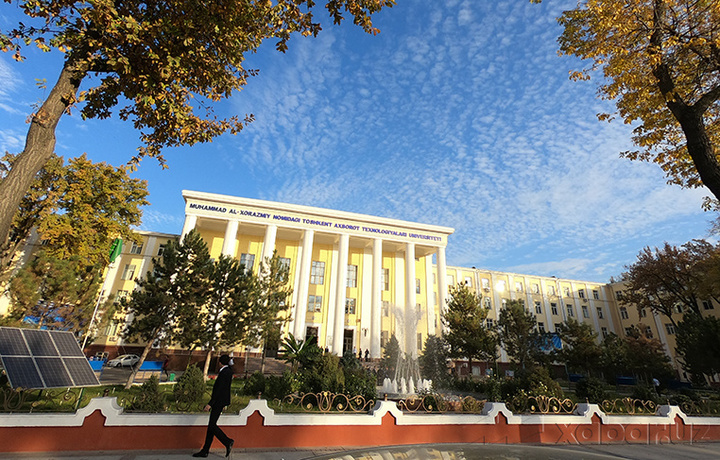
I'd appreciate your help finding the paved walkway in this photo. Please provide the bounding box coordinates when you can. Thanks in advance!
[3,442,720,460]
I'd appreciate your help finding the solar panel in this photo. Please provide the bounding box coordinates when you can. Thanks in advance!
[0,327,100,389]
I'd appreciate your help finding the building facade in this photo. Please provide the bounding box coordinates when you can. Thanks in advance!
[17,190,718,382]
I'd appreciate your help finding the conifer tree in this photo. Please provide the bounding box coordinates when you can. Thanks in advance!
[442,282,497,376]
[121,229,211,388]
[497,300,541,371]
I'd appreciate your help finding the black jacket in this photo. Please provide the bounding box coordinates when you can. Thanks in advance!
[208,365,233,408]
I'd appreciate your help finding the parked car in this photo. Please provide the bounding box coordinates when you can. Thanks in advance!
[106,354,140,368]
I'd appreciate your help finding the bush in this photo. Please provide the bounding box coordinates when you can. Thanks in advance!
[131,375,165,412]
[302,353,345,393]
[173,364,206,409]
[631,385,659,403]
[343,367,377,402]
[575,377,607,403]
[264,374,293,400]
[243,371,266,397]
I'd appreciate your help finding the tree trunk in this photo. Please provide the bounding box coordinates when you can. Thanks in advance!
[0,62,85,254]
[677,110,720,202]
[203,349,212,380]
[125,340,154,389]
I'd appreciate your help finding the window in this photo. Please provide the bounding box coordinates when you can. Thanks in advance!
[345,298,356,315]
[158,244,167,256]
[417,333,423,351]
[582,305,589,318]
[416,278,422,294]
[578,289,585,299]
[703,300,714,310]
[121,264,136,280]
[306,327,318,341]
[382,301,389,317]
[615,290,624,300]
[382,268,390,291]
[548,285,556,296]
[307,295,322,312]
[639,308,648,318]
[592,290,600,300]
[486,318,494,328]
[563,287,570,297]
[310,261,325,284]
[596,307,604,319]
[674,304,684,314]
[538,322,545,333]
[106,320,120,337]
[566,304,574,317]
[279,257,291,271]
[665,323,676,335]
[601,327,609,338]
[481,278,490,290]
[551,303,558,315]
[620,307,629,319]
[501,298,508,307]
[130,241,143,254]
[624,327,634,336]
[644,326,653,339]
[346,265,358,288]
[531,283,540,294]
[483,297,492,309]
[534,301,542,314]
[447,274,455,286]
[240,253,255,273]
[515,282,523,293]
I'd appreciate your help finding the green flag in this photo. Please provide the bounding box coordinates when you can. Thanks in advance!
[109,238,123,263]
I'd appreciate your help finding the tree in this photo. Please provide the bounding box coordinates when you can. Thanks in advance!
[176,253,253,378]
[0,0,395,255]
[8,250,107,332]
[558,1,720,206]
[246,253,293,373]
[121,230,211,388]
[555,318,603,377]
[418,335,451,389]
[442,282,497,374]
[0,153,148,279]
[379,334,401,379]
[624,327,674,384]
[622,240,719,321]
[599,333,631,382]
[497,300,541,371]
[675,312,720,384]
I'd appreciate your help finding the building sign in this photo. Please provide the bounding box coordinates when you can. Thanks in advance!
[186,200,448,245]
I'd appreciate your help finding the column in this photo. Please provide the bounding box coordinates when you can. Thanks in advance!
[293,229,314,339]
[221,220,239,257]
[425,256,435,336]
[332,233,349,355]
[261,224,278,265]
[405,242,417,359]
[370,238,382,359]
[436,246,448,332]
[180,214,197,241]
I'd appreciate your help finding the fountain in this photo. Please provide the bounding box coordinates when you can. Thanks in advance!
[380,303,433,397]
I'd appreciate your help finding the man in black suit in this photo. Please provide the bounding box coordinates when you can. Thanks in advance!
[193,354,235,458]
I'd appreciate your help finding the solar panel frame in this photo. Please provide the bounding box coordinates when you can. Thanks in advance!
[0,327,100,389]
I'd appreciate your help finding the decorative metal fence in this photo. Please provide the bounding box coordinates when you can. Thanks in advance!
[278,391,374,413]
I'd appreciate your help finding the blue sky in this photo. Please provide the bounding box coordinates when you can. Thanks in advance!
[0,0,713,283]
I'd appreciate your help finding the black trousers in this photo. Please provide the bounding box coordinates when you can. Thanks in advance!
[202,404,232,451]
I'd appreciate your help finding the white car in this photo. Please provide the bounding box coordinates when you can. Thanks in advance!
[106,354,140,368]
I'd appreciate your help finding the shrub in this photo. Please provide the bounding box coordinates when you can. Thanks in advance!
[301,353,344,393]
[343,367,377,402]
[631,385,659,403]
[243,371,266,397]
[173,364,206,409]
[264,374,293,400]
[131,375,165,412]
[575,377,607,403]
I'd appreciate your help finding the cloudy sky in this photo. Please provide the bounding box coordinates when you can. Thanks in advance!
[0,0,713,282]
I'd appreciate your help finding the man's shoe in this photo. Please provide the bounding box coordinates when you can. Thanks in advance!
[192,451,208,458]
[226,439,234,457]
